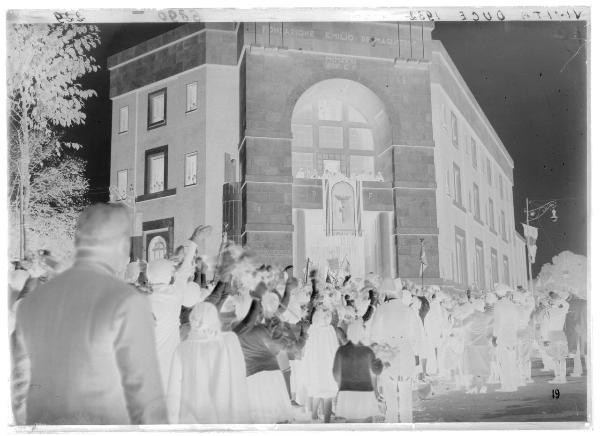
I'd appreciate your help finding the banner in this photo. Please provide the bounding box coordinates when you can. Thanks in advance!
[522,223,538,264]
[419,239,428,277]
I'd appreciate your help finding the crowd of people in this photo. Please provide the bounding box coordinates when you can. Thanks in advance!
[8,203,587,425]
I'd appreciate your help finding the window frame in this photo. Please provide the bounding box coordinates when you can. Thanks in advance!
[475,239,485,289]
[491,247,499,286]
[473,183,481,222]
[453,163,463,209]
[489,198,496,232]
[144,145,168,195]
[147,88,167,129]
[502,254,510,285]
[118,105,129,134]
[185,81,198,113]
[454,227,468,286]
[471,138,477,169]
[184,151,198,186]
[451,111,459,148]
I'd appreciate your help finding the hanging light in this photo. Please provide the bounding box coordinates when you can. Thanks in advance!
[551,208,558,222]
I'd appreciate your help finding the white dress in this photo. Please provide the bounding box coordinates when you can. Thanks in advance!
[167,332,250,424]
[304,309,340,398]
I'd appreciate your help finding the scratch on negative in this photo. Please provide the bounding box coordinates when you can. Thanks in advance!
[560,42,587,74]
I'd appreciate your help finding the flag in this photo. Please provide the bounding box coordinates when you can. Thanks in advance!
[419,239,428,277]
[522,223,538,264]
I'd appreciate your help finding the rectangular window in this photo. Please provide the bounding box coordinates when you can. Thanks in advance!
[486,158,492,185]
[184,152,197,186]
[499,174,504,199]
[503,255,510,285]
[491,248,499,285]
[475,239,485,289]
[471,138,477,168]
[489,198,495,231]
[473,183,481,221]
[292,152,314,177]
[445,170,451,197]
[186,82,198,112]
[117,169,128,200]
[501,210,507,240]
[318,126,343,149]
[453,163,463,207]
[348,128,374,151]
[148,88,167,128]
[451,111,459,148]
[145,146,168,194]
[349,155,375,177]
[455,227,467,285]
[119,106,128,133]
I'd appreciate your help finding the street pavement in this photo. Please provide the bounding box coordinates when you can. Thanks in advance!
[291,358,588,424]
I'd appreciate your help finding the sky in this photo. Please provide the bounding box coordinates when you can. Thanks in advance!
[69,20,588,277]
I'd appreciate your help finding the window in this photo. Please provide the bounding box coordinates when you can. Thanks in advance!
[475,239,485,289]
[489,198,495,231]
[503,255,510,285]
[186,82,198,112]
[471,138,477,168]
[348,128,374,151]
[499,174,504,199]
[145,146,168,194]
[349,155,375,177]
[473,183,481,221]
[453,163,463,207]
[184,152,197,186]
[117,169,128,200]
[451,111,459,148]
[323,159,341,174]
[445,170,451,197]
[119,106,129,133]
[318,126,343,148]
[317,99,343,121]
[292,152,315,177]
[148,88,167,128]
[500,210,507,240]
[455,227,467,285]
[441,103,448,129]
[486,158,492,185]
[292,124,314,148]
[491,248,499,286]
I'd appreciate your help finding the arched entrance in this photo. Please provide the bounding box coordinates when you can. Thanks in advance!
[291,79,395,280]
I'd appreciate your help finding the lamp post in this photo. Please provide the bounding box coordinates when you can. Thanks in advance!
[524,198,558,292]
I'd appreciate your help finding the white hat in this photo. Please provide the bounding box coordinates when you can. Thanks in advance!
[494,283,512,297]
[146,259,175,285]
[401,289,412,306]
[485,292,498,305]
[124,261,140,284]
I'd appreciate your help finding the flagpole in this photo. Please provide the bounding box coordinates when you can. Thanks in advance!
[525,197,533,294]
[420,238,424,290]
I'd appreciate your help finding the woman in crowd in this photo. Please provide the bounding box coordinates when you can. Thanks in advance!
[167,302,250,424]
[332,320,383,422]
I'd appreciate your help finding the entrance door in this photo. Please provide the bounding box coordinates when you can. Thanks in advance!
[146,231,170,261]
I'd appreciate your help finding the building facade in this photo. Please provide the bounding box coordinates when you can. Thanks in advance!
[109,22,527,290]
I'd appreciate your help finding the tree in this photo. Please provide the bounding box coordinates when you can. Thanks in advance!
[8,23,100,259]
[536,250,587,299]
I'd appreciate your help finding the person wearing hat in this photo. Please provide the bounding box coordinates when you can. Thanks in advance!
[11,203,166,425]
[369,279,423,423]
[492,283,520,392]
[147,225,213,394]
[166,302,250,424]
[462,298,493,394]
[423,285,444,375]
[541,292,570,384]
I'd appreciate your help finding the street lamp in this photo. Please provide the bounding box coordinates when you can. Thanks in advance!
[524,198,558,291]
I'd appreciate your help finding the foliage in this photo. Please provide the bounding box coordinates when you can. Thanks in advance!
[536,251,587,299]
[8,23,100,259]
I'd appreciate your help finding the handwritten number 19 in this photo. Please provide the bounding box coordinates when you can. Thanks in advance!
[552,388,560,399]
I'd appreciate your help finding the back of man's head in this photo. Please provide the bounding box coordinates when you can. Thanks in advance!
[75,203,131,249]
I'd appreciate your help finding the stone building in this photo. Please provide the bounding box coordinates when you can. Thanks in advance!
[109,22,527,289]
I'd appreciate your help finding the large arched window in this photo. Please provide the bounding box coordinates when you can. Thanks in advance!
[291,79,391,180]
